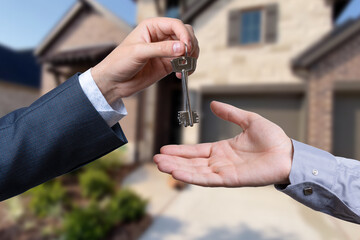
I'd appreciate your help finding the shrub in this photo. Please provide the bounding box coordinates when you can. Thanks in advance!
[107,189,147,224]
[28,180,66,217]
[86,147,126,172]
[63,203,111,240]
[79,169,114,200]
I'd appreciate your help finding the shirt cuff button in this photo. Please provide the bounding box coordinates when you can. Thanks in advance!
[303,187,313,196]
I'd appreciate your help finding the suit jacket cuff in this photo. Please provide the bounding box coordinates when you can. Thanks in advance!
[0,73,127,201]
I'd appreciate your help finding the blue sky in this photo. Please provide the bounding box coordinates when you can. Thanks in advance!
[0,0,359,50]
[337,0,360,24]
[0,0,136,50]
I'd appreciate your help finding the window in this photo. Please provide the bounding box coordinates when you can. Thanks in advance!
[228,4,278,46]
[240,10,262,44]
[165,0,180,18]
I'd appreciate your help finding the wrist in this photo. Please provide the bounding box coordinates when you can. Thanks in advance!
[284,138,294,184]
[277,137,294,185]
[91,65,120,106]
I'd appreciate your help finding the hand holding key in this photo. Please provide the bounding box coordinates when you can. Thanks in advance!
[91,18,199,105]
[171,45,199,127]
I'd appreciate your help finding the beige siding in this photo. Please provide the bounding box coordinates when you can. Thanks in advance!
[190,0,332,89]
[136,0,160,22]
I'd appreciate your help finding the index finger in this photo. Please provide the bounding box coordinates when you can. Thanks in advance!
[143,17,194,53]
[160,143,212,158]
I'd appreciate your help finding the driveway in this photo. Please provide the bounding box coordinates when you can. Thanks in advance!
[123,163,360,240]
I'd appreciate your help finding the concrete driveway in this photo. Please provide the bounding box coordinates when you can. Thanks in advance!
[123,163,360,240]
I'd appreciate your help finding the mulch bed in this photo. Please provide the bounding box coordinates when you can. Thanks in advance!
[0,162,152,240]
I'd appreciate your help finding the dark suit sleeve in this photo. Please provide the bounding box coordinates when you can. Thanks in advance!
[0,74,127,201]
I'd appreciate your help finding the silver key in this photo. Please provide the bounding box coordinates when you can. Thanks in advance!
[171,45,199,127]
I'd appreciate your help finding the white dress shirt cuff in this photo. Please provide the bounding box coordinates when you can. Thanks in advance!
[79,69,127,127]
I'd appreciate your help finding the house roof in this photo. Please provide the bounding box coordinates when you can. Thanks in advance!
[35,0,132,56]
[0,45,40,88]
[134,0,349,24]
[40,43,117,64]
[181,0,216,23]
[292,16,360,71]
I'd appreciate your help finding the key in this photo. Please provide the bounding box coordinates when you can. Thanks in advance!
[171,45,199,127]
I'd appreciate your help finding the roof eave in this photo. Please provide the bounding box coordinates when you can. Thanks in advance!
[35,0,133,57]
[292,18,360,71]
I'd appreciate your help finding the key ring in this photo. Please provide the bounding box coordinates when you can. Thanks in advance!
[184,43,188,58]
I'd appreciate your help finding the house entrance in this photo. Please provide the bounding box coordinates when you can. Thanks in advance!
[153,73,182,154]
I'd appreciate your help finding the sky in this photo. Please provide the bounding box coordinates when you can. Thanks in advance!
[337,0,360,24]
[0,0,359,50]
[0,0,136,50]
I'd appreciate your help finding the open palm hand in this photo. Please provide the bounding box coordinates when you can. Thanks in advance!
[154,101,293,187]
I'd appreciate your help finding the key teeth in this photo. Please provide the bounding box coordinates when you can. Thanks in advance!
[192,111,200,123]
[177,111,188,127]
[177,111,199,127]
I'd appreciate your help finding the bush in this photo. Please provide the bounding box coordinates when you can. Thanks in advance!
[108,189,147,224]
[28,180,66,217]
[63,203,111,240]
[79,169,114,200]
[86,147,126,172]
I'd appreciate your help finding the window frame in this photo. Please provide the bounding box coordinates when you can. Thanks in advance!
[228,4,278,47]
[239,7,265,46]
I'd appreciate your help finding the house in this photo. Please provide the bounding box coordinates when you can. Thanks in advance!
[35,0,138,160]
[134,0,351,161]
[293,17,360,159]
[0,45,40,117]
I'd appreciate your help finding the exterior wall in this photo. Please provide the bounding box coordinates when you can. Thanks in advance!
[307,32,360,152]
[190,0,332,89]
[42,8,131,59]
[136,0,160,22]
[0,81,39,117]
[41,64,72,95]
[135,0,162,159]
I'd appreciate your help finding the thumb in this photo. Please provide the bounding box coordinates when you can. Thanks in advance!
[210,101,256,129]
[137,41,186,60]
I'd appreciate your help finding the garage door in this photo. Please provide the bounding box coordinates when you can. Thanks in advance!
[333,93,360,160]
[200,93,306,143]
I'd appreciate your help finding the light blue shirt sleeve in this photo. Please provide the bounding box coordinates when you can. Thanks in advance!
[78,69,127,127]
[276,139,360,224]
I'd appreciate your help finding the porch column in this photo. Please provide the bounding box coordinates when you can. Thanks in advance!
[307,72,334,152]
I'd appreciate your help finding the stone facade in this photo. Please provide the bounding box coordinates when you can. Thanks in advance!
[189,0,332,87]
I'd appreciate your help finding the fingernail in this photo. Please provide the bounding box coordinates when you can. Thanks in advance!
[173,42,181,53]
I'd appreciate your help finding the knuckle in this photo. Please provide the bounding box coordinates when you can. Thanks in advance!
[185,24,194,32]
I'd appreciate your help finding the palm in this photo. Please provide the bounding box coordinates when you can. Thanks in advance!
[154,101,293,187]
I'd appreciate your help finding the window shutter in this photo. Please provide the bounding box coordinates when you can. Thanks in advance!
[228,10,241,46]
[265,4,278,43]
